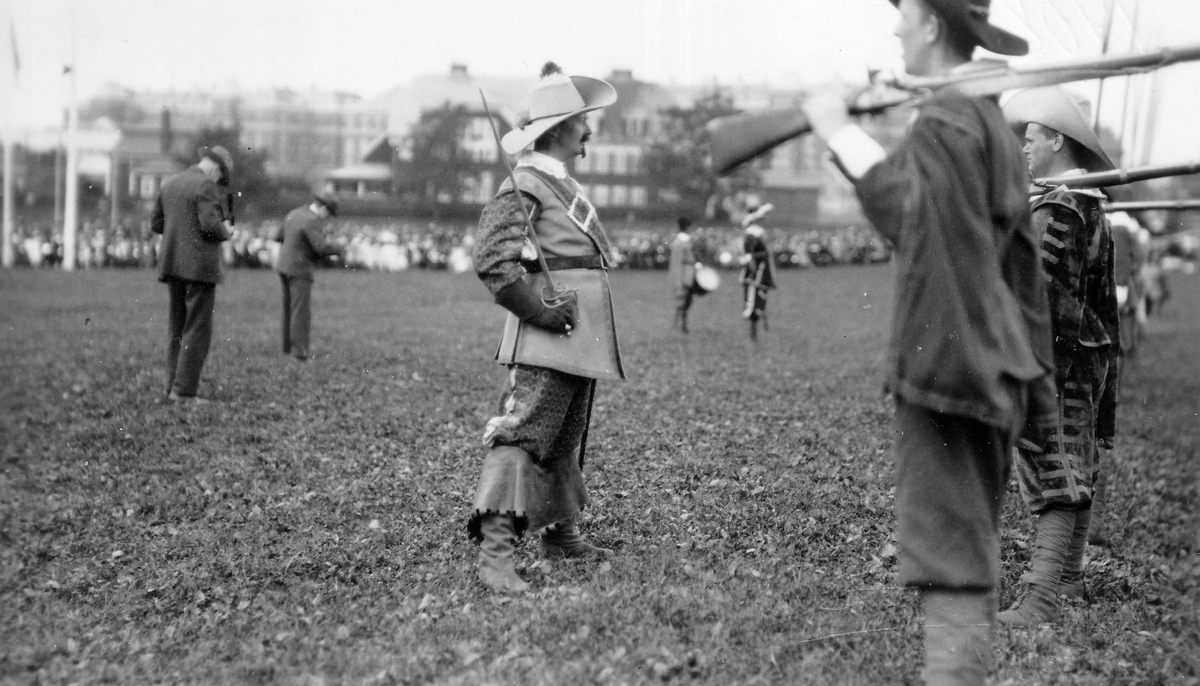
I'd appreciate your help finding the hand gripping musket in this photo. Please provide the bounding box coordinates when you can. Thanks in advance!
[1032,160,1200,193]
[478,88,576,309]
[708,42,1200,176]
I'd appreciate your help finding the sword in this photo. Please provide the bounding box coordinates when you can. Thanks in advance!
[478,88,575,309]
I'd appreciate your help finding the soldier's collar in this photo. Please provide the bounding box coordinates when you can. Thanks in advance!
[516,151,569,180]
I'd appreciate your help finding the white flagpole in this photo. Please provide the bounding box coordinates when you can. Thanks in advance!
[62,22,78,271]
[2,132,13,269]
[2,8,17,268]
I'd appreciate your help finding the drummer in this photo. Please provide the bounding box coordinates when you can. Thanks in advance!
[668,216,698,332]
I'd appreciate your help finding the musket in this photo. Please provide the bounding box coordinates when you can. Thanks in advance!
[1033,160,1200,192]
[709,42,1200,176]
[1104,199,1200,212]
[477,88,574,307]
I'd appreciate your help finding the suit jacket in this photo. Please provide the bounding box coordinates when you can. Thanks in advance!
[151,166,228,284]
[276,205,340,280]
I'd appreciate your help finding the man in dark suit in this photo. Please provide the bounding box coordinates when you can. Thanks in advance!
[275,190,342,361]
[151,146,234,403]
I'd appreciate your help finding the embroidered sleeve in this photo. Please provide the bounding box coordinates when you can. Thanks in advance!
[1031,198,1087,364]
[473,191,540,296]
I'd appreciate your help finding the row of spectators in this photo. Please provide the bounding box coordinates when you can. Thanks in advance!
[7,215,893,272]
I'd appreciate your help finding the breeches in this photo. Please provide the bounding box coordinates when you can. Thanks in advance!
[894,399,1015,590]
[280,274,313,357]
[165,277,216,397]
[469,364,595,541]
[1016,347,1109,512]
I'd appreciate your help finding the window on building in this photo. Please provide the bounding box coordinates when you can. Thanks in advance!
[611,185,628,206]
[593,152,610,174]
[592,184,610,207]
[627,149,641,175]
[139,175,157,199]
[630,186,648,207]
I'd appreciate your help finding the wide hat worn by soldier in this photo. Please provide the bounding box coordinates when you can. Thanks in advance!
[1003,85,1117,173]
[500,68,617,154]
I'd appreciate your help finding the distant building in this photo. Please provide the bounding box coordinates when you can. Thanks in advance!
[575,69,681,216]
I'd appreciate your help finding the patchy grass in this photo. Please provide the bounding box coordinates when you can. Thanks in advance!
[1,265,1196,685]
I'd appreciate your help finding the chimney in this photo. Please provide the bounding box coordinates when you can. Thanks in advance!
[160,108,172,153]
[611,69,633,81]
[450,64,468,78]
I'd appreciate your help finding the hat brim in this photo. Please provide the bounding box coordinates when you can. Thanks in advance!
[888,0,1029,57]
[1003,86,1116,173]
[500,76,617,154]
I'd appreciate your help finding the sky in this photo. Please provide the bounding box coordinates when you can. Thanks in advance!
[2,0,1199,166]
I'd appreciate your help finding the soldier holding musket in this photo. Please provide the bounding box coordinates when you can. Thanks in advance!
[999,86,1120,625]
[802,0,1056,682]
[467,63,624,593]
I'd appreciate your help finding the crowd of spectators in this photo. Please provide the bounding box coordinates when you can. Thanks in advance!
[7,214,895,273]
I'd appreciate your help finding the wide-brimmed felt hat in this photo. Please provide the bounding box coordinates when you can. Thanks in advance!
[199,145,234,180]
[314,189,339,216]
[889,0,1028,57]
[1003,86,1116,173]
[500,69,617,154]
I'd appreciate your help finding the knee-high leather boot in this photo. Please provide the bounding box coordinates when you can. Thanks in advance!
[478,513,529,593]
[540,517,612,560]
[998,508,1073,625]
[920,589,993,686]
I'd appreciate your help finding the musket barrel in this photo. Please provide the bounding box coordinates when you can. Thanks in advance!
[1035,161,1200,190]
[1104,200,1200,212]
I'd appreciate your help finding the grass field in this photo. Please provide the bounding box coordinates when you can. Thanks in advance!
[1,264,1197,685]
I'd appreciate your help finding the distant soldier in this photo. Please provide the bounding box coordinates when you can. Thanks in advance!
[668,216,697,332]
[467,63,622,593]
[1000,86,1120,624]
[151,146,234,403]
[275,190,343,362]
[804,0,1054,681]
[739,203,776,341]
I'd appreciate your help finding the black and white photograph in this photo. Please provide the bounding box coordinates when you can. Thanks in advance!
[2,1,1198,683]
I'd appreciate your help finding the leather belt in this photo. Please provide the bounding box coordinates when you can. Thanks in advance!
[523,255,604,273]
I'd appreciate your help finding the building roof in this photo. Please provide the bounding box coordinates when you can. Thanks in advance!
[370,64,532,137]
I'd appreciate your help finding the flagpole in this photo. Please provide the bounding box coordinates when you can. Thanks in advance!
[2,131,13,269]
[1,8,17,268]
[62,24,78,271]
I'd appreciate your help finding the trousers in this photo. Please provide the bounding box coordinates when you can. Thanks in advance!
[279,274,313,358]
[165,277,216,397]
[894,399,1016,590]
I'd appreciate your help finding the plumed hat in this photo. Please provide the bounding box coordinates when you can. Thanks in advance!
[742,203,774,227]
[500,62,617,154]
[1003,85,1116,173]
[889,0,1028,56]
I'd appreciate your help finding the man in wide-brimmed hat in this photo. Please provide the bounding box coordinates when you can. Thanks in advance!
[467,62,623,593]
[152,145,236,403]
[275,189,344,362]
[738,203,776,341]
[801,0,1055,682]
[998,86,1121,626]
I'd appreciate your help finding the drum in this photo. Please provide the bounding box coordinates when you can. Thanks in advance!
[693,265,720,295]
